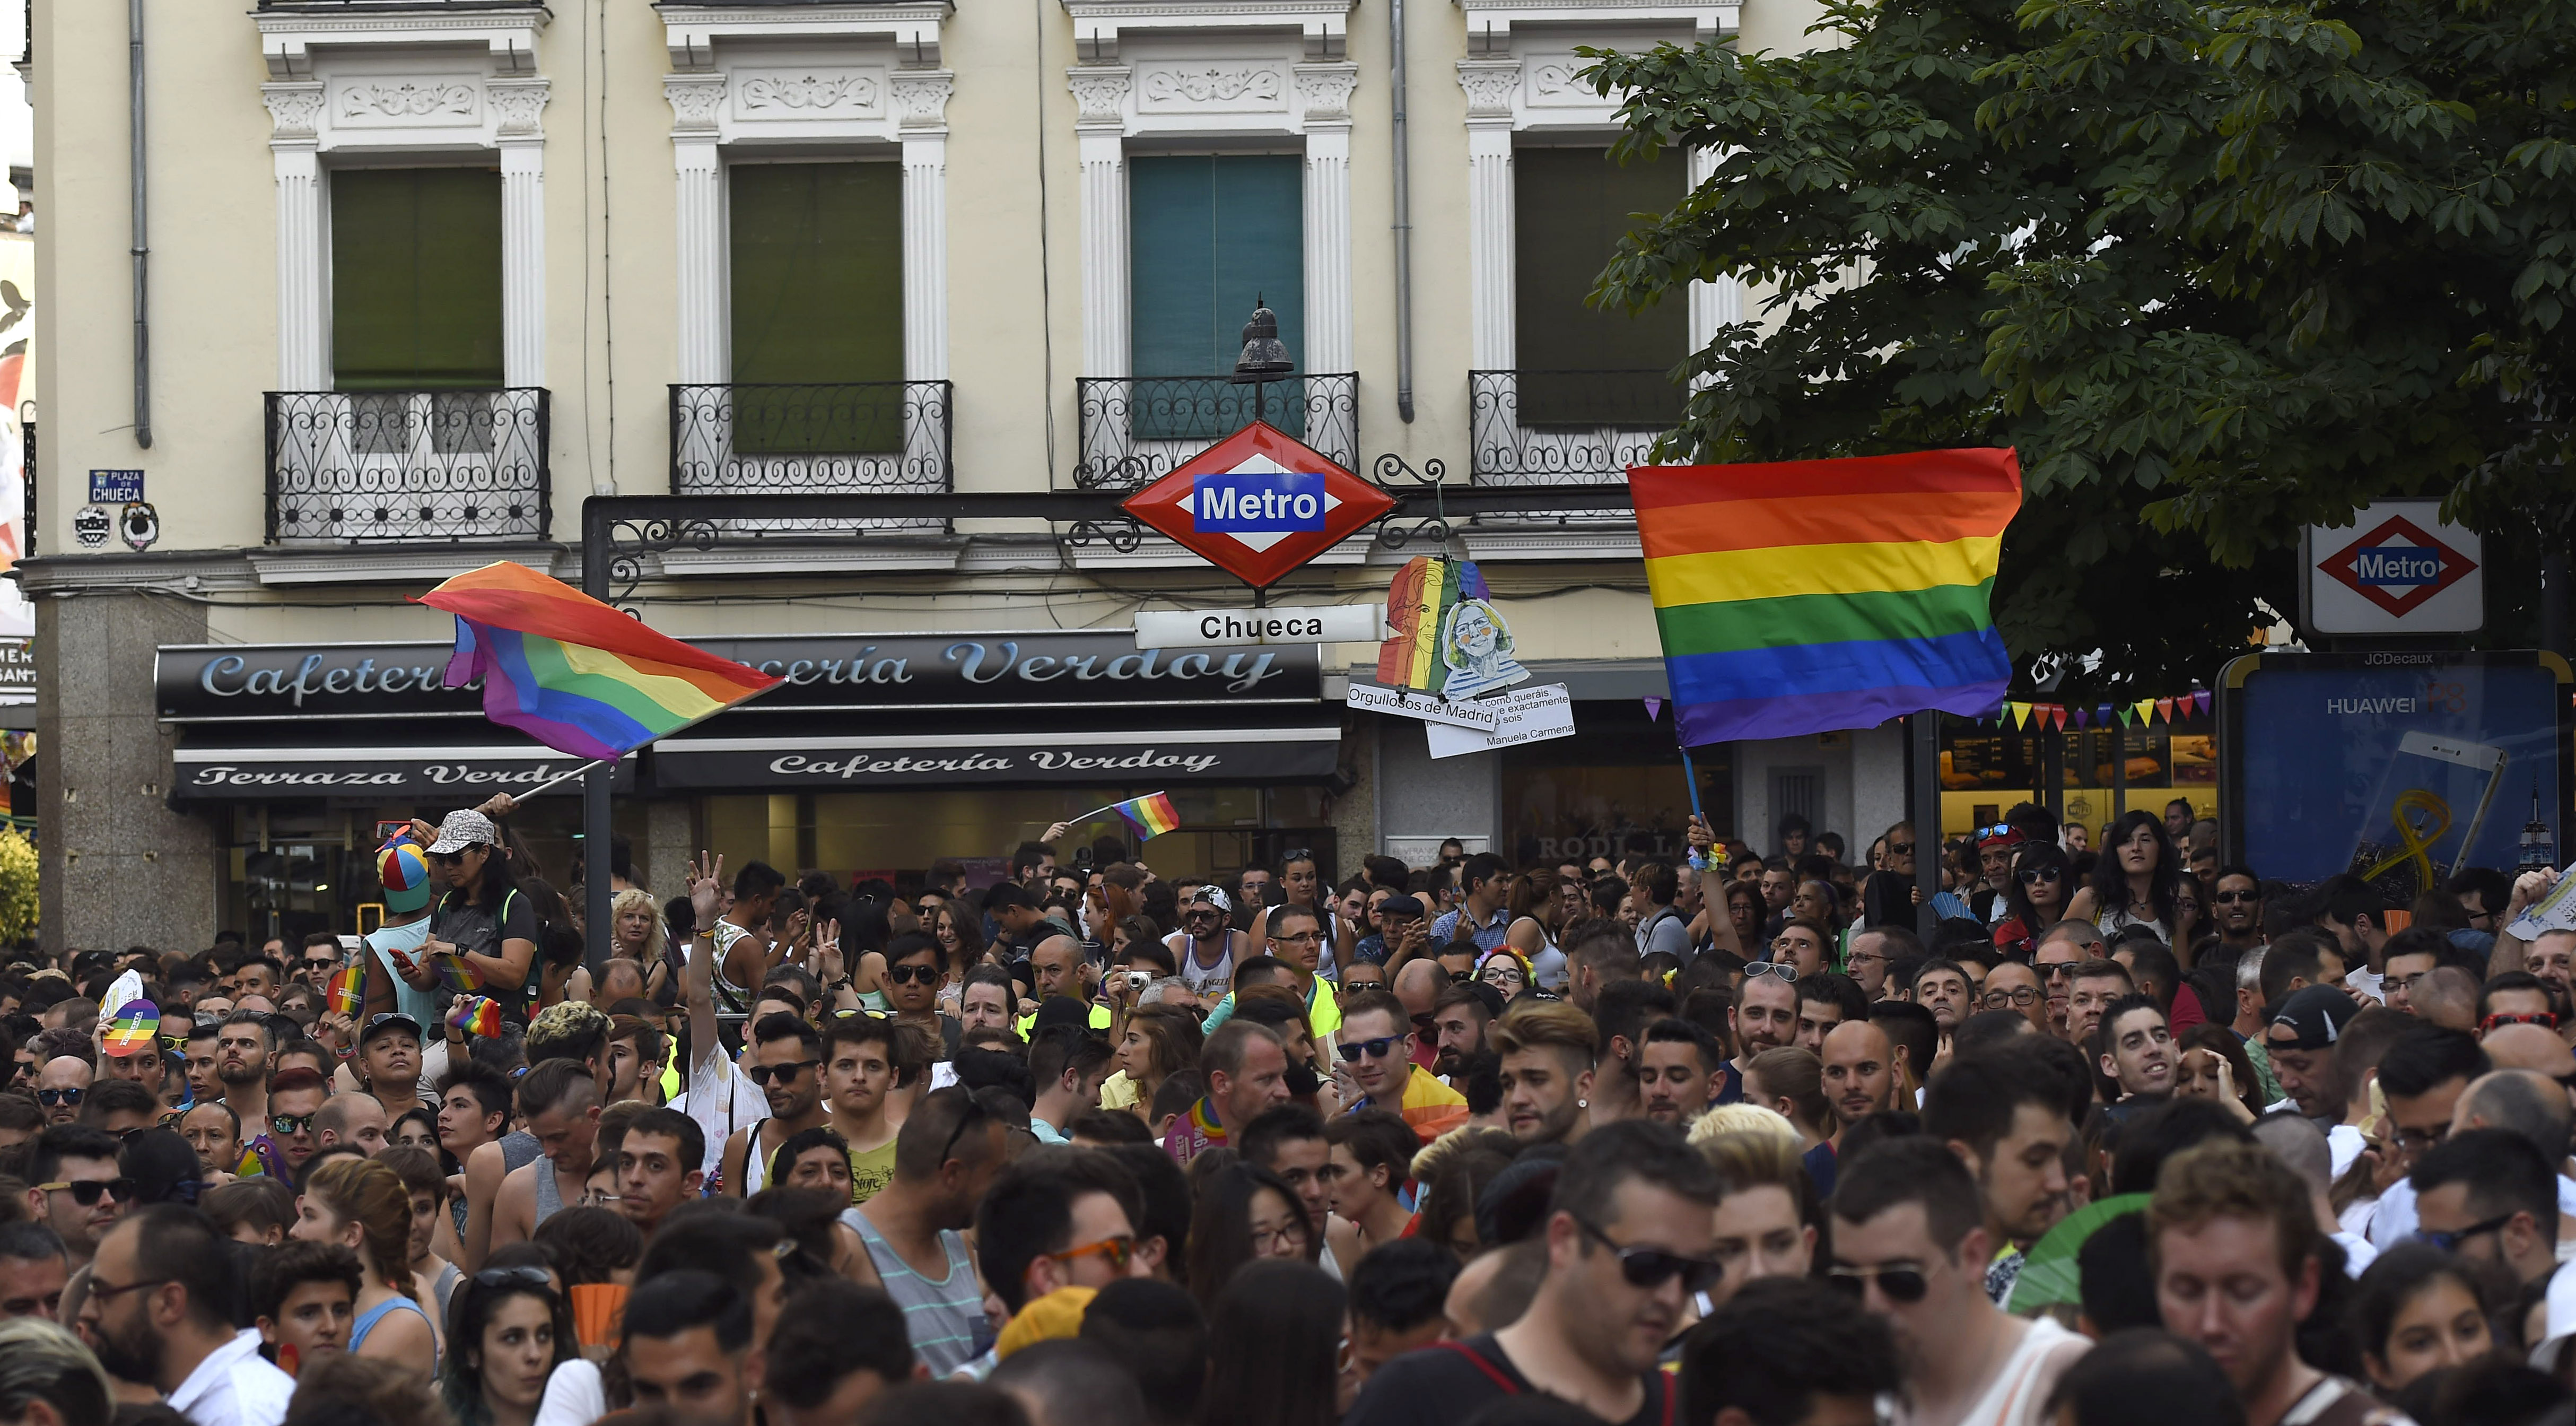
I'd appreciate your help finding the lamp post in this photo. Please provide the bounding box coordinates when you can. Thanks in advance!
[1230,294,1293,427]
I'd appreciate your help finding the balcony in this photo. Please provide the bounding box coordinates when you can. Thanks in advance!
[669,381,953,534]
[265,389,549,544]
[1468,369,1681,487]
[1073,374,1359,489]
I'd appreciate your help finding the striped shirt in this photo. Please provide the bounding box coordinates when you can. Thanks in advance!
[844,1207,989,1375]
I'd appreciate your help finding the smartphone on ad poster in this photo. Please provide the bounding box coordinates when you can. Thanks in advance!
[2346,731,2507,903]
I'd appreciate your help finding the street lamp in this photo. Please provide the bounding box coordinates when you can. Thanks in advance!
[1231,294,1294,426]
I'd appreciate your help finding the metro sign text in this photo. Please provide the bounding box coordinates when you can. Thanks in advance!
[1122,421,1396,588]
[2320,516,2477,619]
[1194,471,1327,533]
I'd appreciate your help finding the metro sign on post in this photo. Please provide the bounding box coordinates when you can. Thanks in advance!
[1120,421,1396,589]
[2303,500,2484,635]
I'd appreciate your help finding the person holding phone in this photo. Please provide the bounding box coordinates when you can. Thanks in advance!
[361,836,445,1033]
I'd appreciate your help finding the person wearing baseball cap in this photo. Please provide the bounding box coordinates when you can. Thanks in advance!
[394,807,541,1021]
[2264,985,2362,1157]
[362,835,447,1033]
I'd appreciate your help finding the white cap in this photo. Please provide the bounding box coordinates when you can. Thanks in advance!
[425,808,500,855]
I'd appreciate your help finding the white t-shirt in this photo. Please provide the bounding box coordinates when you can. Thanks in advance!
[680,1041,763,1179]
[166,1328,295,1426]
[533,1359,604,1426]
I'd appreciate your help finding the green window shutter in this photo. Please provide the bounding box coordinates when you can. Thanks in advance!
[1130,155,1306,438]
[330,167,504,391]
[729,162,905,453]
[1512,147,1687,425]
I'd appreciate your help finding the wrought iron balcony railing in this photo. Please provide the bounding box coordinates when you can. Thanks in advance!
[1073,373,1358,490]
[1468,369,1682,488]
[265,388,549,543]
[669,380,954,534]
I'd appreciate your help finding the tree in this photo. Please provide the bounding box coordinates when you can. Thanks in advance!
[1584,0,2576,696]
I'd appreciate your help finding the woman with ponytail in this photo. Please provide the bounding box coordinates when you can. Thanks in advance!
[296,1155,439,1379]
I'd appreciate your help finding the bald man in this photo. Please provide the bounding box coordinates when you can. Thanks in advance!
[2412,966,2482,1035]
[315,1092,389,1156]
[2479,1023,2576,1082]
[1393,961,1447,1070]
[1821,1020,1899,1147]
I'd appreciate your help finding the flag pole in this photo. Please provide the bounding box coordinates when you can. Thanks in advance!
[514,757,611,803]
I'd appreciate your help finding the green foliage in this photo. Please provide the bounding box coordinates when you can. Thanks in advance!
[1583,0,2576,697]
[0,829,37,945]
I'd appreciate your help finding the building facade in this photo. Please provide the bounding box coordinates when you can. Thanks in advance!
[26,0,1899,953]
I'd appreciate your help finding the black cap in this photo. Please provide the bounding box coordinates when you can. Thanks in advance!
[2266,985,2357,1051]
[360,1012,424,1047]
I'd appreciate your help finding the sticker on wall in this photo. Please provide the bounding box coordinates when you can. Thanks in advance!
[1376,555,1529,703]
[120,502,160,551]
[72,505,112,547]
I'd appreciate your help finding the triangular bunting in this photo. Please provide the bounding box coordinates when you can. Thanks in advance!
[2156,697,2175,723]
[2194,690,2212,715]
[2072,706,2090,728]
[2009,701,2033,729]
[2117,708,2134,727]
[2134,699,2156,726]
[2050,705,2067,731]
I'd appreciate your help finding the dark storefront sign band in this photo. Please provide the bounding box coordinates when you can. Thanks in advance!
[170,748,638,802]
[159,632,1337,795]
[156,632,1322,721]
[652,727,1341,787]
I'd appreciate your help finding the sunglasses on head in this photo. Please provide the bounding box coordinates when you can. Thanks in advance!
[744,1059,818,1087]
[474,1264,557,1292]
[39,1178,135,1207]
[1828,1264,1928,1304]
[1575,1217,1722,1294]
[1336,1034,1404,1063]
[885,963,942,985]
[1744,961,1798,984]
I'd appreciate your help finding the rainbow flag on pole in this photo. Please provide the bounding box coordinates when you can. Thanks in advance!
[1628,450,2021,746]
[1109,792,1182,841]
[418,562,781,761]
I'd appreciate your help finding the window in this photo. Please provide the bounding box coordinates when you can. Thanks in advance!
[1511,147,1686,425]
[1129,154,1306,437]
[729,161,904,453]
[330,167,504,454]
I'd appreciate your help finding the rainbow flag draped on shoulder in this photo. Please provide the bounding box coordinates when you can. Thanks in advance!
[418,561,781,760]
[1628,450,2021,746]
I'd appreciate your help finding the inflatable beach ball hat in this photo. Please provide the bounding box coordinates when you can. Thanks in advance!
[380,838,436,913]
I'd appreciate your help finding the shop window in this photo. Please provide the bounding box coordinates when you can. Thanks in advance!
[729,161,905,452]
[1500,712,1726,871]
[1510,146,1686,425]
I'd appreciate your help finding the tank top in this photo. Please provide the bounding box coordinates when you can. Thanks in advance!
[500,1129,542,1175]
[740,1117,774,1196]
[350,1294,436,1372]
[1169,931,1237,997]
[433,888,536,1021]
[843,1208,989,1376]
[1953,1315,2077,1426]
[533,1153,566,1228]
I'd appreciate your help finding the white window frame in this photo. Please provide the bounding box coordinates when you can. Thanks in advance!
[658,5,956,385]
[257,8,552,392]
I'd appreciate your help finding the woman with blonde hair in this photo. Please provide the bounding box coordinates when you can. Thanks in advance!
[295,1155,438,1378]
[564,888,673,1006]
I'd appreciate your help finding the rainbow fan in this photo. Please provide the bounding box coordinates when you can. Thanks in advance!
[325,966,365,1018]
[432,952,484,994]
[102,1001,159,1058]
[448,997,504,1038]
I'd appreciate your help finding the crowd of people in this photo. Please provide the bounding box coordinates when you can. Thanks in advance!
[3,791,2575,1426]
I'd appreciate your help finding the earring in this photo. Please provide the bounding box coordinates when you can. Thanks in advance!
[1578,1098,1588,1108]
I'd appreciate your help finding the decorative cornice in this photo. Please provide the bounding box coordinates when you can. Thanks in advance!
[1449,0,1736,44]
[256,6,551,80]
[1061,0,1359,62]
[656,3,955,72]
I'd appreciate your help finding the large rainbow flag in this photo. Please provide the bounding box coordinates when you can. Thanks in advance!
[418,562,781,761]
[1629,450,2021,745]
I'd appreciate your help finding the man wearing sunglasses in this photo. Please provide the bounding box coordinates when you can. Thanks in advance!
[1346,1121,1717,1426]
[32,1056,90,1128]
[2408,1128,2564,1298]
[976,1151,1151,1336]
[2210,866,2266,956]
[2031,927,2094,1039]
[720,1012,830,1200]
[1334,990,1466,1140]
[21,1125,126,1272]
[1829,1137,2084,1425]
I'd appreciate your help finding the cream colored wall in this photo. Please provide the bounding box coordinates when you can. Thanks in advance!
[42,0,1787,665]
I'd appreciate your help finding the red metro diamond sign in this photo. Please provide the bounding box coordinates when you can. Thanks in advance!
[2320,514,2477,619]
[1120,421,1396,588]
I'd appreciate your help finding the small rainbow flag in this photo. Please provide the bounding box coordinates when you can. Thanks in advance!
[449,997,504,1038]
[1110,792,1182,841]
[102,1001,159,1057]
[1629,450,2022,745]
[1376,556,1491,692]
[418,561,782,761]
[325,966,365,1018]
